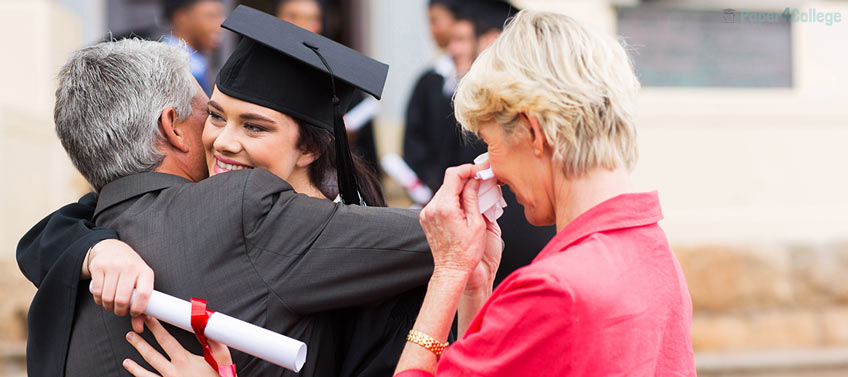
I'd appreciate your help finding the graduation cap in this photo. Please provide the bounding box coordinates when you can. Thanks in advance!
[216,5,389,205]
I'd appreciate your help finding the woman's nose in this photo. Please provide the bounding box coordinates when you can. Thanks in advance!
[213,123,241,154]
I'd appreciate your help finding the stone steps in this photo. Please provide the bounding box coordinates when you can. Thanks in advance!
[0,341,26,377]
[697,348,848,377]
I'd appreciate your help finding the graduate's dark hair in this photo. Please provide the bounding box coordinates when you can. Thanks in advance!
[296,122,386,207]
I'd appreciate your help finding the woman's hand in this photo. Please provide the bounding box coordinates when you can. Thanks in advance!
[457,219,503,337]
[419,164,488,275]
[466,220,503,292]
[85,239,154,333]
[122,315,232,377]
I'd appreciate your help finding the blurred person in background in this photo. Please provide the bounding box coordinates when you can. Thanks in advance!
[394,9,696,376]
[428,0,456,51]
[403,0,484,193]
[276,0,380,174]
[163,0,226,95]
[446,11,476,79]
[405,0,553,285]
[276,0,324,34]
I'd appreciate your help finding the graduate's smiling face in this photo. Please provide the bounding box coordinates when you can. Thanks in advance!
[202,87,319,185]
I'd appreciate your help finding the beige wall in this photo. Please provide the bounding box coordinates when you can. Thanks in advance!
[373,0,848,247]
[500,0,848,246]
[0,0,85,311]
[0,1,87,261]
[0,4,87,374]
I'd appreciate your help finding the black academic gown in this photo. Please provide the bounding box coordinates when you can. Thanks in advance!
[17,193,117,377]
[17,181,427,377]
[403,69,487,192]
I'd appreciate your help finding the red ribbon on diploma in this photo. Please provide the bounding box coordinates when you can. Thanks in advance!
[191,298,238,377]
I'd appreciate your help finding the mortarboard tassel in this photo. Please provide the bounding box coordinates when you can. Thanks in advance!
[304,42,362,205]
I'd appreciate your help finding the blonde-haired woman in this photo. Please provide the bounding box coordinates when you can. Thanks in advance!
[394,10,696,376]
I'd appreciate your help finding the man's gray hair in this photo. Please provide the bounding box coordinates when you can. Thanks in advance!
[54,38,197,192]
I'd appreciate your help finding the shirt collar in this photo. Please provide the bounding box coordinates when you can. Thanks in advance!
[94,172,191,219]
[534,191,664,262]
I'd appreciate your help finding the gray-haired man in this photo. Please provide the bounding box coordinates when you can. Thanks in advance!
[19,38,432,376]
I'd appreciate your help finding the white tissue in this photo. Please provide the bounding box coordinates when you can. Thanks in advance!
[474,153,506,222]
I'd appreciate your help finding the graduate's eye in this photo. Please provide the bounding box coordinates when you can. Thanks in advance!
[207,110,225,123]
[245,123,267,133]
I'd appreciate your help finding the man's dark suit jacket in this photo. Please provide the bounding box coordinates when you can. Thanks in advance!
[21,169,432,376]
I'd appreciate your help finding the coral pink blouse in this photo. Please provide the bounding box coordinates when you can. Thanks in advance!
[396,192,696,377]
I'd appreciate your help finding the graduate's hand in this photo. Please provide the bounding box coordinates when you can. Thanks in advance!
[85,239,154,333]
[123,315,231,377]
[419,164,488,275]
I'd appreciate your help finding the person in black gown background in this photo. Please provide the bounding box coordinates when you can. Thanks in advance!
[275,0,380,175]
[403,0,482,192]
[403,0,554,286]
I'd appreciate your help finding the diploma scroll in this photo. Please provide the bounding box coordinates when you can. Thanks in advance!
[344,97,381,132]
[91,284,307,372]
[380,153,433,205]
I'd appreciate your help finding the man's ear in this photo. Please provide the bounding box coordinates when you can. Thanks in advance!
[159,107,190,153]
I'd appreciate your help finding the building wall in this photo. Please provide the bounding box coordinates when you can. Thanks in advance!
[0,2,91,374]
[0,1,88,261]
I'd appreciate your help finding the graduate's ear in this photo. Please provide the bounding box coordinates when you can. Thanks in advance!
[295,134,328,168]
[295,149,320,168]
[159,107,190,153]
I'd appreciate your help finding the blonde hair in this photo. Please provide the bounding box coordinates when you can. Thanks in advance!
[454,10,640,178]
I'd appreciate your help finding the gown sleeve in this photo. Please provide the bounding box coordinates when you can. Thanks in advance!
[241,169,434,315]
[17,192,118,287]
[16,192,118,377]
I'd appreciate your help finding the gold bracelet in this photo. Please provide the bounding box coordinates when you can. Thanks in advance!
[407,329,449,358]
